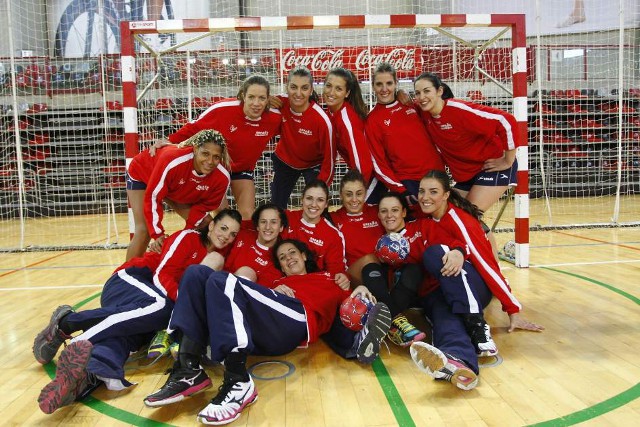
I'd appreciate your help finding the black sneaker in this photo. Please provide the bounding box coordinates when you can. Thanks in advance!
[354,302,392,364]
[463,314,498,357]
[33,305,73,364]
[144,361,212,407]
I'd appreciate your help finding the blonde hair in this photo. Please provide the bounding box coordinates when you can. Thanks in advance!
[178,129,231,171]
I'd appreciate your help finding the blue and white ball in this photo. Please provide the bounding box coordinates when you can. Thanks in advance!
[375,232,410,266]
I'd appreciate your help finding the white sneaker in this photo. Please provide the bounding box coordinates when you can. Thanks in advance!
[197,373,257,425]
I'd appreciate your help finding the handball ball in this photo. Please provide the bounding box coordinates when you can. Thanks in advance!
[502,240,516,259]
[375,232,410,266]
[339,295,374,331]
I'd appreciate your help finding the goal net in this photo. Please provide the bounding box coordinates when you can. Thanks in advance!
[0,1,638,267]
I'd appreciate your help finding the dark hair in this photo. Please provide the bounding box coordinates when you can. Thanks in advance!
[302,179,332,221]
[288,66,320,103]
[272,238,319,274]
[252,202,288,229]
[326,68,367,120]
[339,168,366,193]
[373,62,397,84]
[236,74,270,100]
[421,170,483,220]
[414,72,455,100]
[199,208,242,246]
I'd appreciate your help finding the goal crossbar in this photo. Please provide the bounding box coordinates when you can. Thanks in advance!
[120,14,530,267]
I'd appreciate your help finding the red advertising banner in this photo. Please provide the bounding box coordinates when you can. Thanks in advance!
[276,46,423,79]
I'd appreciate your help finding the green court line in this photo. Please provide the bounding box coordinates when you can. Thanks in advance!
[522,267,640,427]
[46,268,640,426]
[372,358,416,427]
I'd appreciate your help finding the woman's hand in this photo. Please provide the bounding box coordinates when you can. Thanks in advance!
[350,285,376,303]
[149,234,167,253]
[334,273,351,290]
[274,284,296,298]
[508,312,545,332]
[269,95,283,109]
[441,249,464,276]
[148,138,174,156]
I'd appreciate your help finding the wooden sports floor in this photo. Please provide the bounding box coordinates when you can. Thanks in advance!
[1,216,639,426]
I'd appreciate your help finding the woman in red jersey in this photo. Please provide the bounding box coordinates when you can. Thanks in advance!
[33,209,241,414]
[366,62,445,206]
[126,129,231,260]
[409,170,543,392]
[224,203,288,286]
[167,75,281,221]
[143,239,391,423]
[283,179,350,289]
[270,67,335,209]
[413,72,519,214]
[330,169,384,284]
[322,68,384,201]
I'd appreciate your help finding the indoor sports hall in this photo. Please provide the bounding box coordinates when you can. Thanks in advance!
[0,1,639,426]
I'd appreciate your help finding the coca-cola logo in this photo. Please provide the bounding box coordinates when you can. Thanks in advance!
[280,47,418,72]
[281,49,345,71]
[355,48,415,71]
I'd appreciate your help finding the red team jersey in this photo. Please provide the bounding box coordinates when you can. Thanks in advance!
[272,271,349,345]
[331,204,384,266]
[224,229,283,287]
[131,145,230,239]
[167,99,281,172]
[432,203,522,314]
[117,229,209,301]
[274,96,336,185]
[365,101,445,192]
[283,210,347,276]
[417,99,520,182]
[328,103,374,184]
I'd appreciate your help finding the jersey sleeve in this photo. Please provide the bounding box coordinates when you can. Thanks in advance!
[144,152,184,239]
[314,106,336,185]
[153,231,202,301]
[364,116,406,193]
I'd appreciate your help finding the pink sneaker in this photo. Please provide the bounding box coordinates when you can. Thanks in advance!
[410,341,478,391]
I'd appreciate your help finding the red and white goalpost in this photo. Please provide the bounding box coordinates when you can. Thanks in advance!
[119,14,530,267]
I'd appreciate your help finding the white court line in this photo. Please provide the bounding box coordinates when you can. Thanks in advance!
[0,284,103,291]
[501,258,640,270]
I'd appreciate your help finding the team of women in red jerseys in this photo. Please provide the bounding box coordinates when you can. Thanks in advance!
[34,63,546,421]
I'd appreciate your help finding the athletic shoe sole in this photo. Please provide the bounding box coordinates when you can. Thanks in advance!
[38,340,93,414]
[144,376,213,407]
[410,341,478,391]
[197,389,258,425]
[33,305,73,364]
[356,303,392,364]
[410,341,447,376]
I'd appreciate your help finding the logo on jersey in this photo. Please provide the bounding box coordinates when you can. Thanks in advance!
[406,109,417,116]
[384,119,391,126]
[179,178,185,185]
[337,223,344,230]
[255,257,268,267]
[298,128,313,136]
[407,230,422,244]
[255,131,269,137]
[230,125,238,133]
[191,252,197,259]
[440,123,453,130]
[500,173,509,179]
[309,237,324,247]
[195,184,210,191]
[363,221,379,229]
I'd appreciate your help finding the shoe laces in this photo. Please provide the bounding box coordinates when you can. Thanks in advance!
[392,315,416,334]
[211,373,249,405]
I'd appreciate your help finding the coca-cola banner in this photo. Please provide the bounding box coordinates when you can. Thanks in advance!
[277,46,422,79]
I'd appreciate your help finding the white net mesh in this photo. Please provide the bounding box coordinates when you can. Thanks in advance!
[0,1,638,253]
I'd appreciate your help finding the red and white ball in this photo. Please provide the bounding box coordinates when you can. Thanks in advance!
[339,295,374,331]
